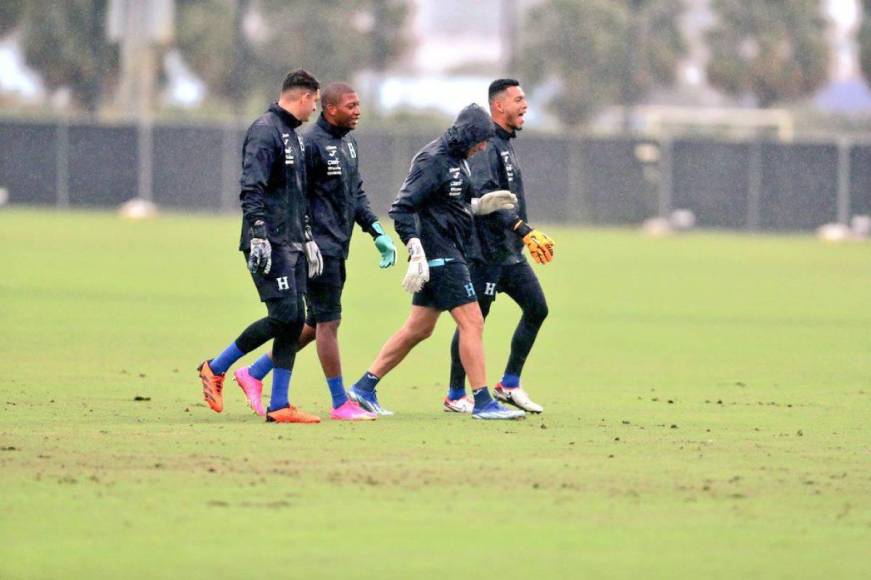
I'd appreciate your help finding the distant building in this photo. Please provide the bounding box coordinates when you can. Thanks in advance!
[371,0,549,121]
[404,0,503,75]
[815,0,871,113]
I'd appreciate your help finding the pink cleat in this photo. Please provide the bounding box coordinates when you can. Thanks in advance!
[233,367,265,416]
[330,400,377,421]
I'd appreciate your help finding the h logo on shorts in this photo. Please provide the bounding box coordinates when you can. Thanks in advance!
[276,276,290,291]
[464,283,476,298]
[484,282,496,296]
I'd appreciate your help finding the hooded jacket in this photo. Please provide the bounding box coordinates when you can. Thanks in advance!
[467,123,528,265]
[238,103,308,252]
[303,114,379,259]
[389,104,495,262]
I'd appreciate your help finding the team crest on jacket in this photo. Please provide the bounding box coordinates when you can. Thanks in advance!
[347,141,357,159]
[282,133,294,165]
[448,166,463,196]
[325,145,342,176]
[501,150,515,184]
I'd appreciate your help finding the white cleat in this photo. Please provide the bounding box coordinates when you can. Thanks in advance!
[494,383,543,414]
[443,395,474,413]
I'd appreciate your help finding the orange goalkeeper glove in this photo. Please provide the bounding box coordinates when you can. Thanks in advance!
[523,230,555,264]
[514,220,555,264]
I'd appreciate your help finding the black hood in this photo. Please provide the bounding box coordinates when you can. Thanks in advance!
[444,103,495,158]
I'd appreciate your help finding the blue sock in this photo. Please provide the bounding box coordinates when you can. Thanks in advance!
[210,342,244,375]
[327,376,348,409]
[354,371,380,394]
[472,387,493,410]
[501,373,521,388]
[447,386,467,401]
[249,353,274,380]
[269,368,292,411]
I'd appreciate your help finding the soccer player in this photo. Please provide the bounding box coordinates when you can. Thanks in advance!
[443,79,554,415]
[346,103,526,420]
[197,69,325,424]
[234,82,397,421]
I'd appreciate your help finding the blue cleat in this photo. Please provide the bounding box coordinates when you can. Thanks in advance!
[472,400,526,420]
[348,385,394,416]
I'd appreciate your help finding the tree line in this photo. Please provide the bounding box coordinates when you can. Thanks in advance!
[0,0,866,126]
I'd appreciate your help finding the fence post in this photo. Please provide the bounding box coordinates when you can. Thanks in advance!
[56,119,70,208]
[137,120,154,201]
[746,140,762,231]
[658,137,673,218]
[836,137,851,224]
[567,136,587,223]
[392,132,410,199]
[221,125,239,212]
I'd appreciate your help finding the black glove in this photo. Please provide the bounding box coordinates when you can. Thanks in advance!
[247,220,272,275]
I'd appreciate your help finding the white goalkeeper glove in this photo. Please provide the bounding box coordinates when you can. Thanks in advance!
[304,227,323,278]
[471,190,517,215]
[402,238,429,293]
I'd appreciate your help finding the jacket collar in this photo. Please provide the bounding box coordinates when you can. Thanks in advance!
[317,113,351,138]
[269,102,302,129]
[494,123,516,140]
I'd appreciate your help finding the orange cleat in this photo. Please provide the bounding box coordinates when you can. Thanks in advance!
[198,360,225,413]
[265,405,321,424]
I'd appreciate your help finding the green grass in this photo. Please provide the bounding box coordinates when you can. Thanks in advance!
[0,208,869,579]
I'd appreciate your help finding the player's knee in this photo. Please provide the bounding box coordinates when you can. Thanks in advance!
[266,297,302,327]
[525,299,549,325]
[411,326,434,343]
[318,318,341,336]
[458,314,484,336]
[407,322,435,343]
[296,323,316,346]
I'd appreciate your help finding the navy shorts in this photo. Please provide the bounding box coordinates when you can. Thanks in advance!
[412,261,478,312]
[469,259,544,316]
[304,256,346,325]
[245,245,306,303]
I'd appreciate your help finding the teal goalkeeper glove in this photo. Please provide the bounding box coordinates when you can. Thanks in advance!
[372,222,396,268]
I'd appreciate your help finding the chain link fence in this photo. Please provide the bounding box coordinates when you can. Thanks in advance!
[1,118,867,230]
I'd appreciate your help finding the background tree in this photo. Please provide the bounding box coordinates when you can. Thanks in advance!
[859,0,871,84]
[175,0,246,111]
[175,0,408,115]
[706,0,830,107]
[520,0,686,127]
[17,0,118,113]
[0,0,24,36]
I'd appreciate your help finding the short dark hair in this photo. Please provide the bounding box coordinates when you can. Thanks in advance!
[488,78,521,103]
[282,69,320,94]
[321,82,356,109]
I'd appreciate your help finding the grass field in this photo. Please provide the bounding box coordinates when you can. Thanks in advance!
[0,207,869,579]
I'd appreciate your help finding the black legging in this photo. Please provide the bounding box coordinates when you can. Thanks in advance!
[449,261,548,389]
[234,293,305,369]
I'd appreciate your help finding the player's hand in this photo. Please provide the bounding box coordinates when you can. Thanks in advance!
[247,221,272,274]
[304,226,323,278]
[375,234,397,268]
[371,222,396,268]
[523,230,555,264]
[471,190,517,215]
[402,238,429,293]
